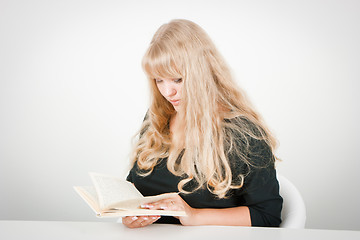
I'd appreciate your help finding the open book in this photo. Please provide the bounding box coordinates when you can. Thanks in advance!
[74,172,186,217]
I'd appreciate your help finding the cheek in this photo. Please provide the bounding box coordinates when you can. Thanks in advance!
[156,84,166,98]
[177,85,182,96]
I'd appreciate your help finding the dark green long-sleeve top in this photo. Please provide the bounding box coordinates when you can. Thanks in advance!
[127,117,283,227]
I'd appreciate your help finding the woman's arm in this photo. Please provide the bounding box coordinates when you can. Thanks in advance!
[122,194,251,228]
[142,194,251,226]
[185,206,251,226]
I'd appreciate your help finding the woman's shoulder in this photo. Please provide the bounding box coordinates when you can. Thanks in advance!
[223,115,275,168]
[224,115,262,134]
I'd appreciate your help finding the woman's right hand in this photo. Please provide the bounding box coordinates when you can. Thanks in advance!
[122,215,161,228]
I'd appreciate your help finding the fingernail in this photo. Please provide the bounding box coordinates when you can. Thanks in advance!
[143,217,148,220]
[132,216,138,221]
[141,204,152,208]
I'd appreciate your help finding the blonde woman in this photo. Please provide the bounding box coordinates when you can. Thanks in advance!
[122,19,283,228]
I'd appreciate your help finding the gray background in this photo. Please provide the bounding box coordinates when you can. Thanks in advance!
[1,0,359,231]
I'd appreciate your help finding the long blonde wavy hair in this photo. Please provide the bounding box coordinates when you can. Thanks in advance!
[131,19,278,198]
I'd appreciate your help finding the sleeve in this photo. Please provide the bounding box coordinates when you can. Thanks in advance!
[242,164,283,227]
[126,171,133,182]
[232,137,283,227]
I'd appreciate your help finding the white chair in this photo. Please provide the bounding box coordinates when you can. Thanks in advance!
[277,174,306,228]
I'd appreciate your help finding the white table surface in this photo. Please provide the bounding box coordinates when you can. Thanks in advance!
[1,220,359,240]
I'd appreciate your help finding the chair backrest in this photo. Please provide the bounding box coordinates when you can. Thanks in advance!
[277,174,306,228]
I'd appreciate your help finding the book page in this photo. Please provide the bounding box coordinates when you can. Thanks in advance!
[89,172,143,209]
[81,186,98,202]
[74,186,101,214]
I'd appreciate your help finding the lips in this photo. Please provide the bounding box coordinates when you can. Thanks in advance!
[169,99,180,106]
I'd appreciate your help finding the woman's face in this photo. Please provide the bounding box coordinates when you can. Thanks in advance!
[155,77,183,112]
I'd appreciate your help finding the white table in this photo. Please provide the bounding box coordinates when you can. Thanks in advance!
[1,220,359,240]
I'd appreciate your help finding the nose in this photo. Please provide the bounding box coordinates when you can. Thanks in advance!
[164,85,176,97]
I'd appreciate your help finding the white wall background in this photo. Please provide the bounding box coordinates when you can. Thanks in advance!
[1,0,359,231]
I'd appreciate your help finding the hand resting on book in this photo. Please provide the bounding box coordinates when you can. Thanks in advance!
[122,194,197,228]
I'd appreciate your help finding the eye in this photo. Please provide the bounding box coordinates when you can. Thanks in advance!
[155,78,163,83]
[174,78,182,83]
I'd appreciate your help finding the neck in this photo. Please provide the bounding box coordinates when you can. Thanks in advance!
[170,113,184,147]
[169,113,178,133]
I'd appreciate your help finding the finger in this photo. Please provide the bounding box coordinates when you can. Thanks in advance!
[141,215,161,226]
[149,198,182,211]
[122,216,137,226]
[143,194,182,209]
[122,216,135,228]
[122,216,141,228]
[124,216,144,228]
[128,215,161,228]
[135,216,161,228]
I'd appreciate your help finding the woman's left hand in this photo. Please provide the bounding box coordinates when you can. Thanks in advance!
[141,194,198,226]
